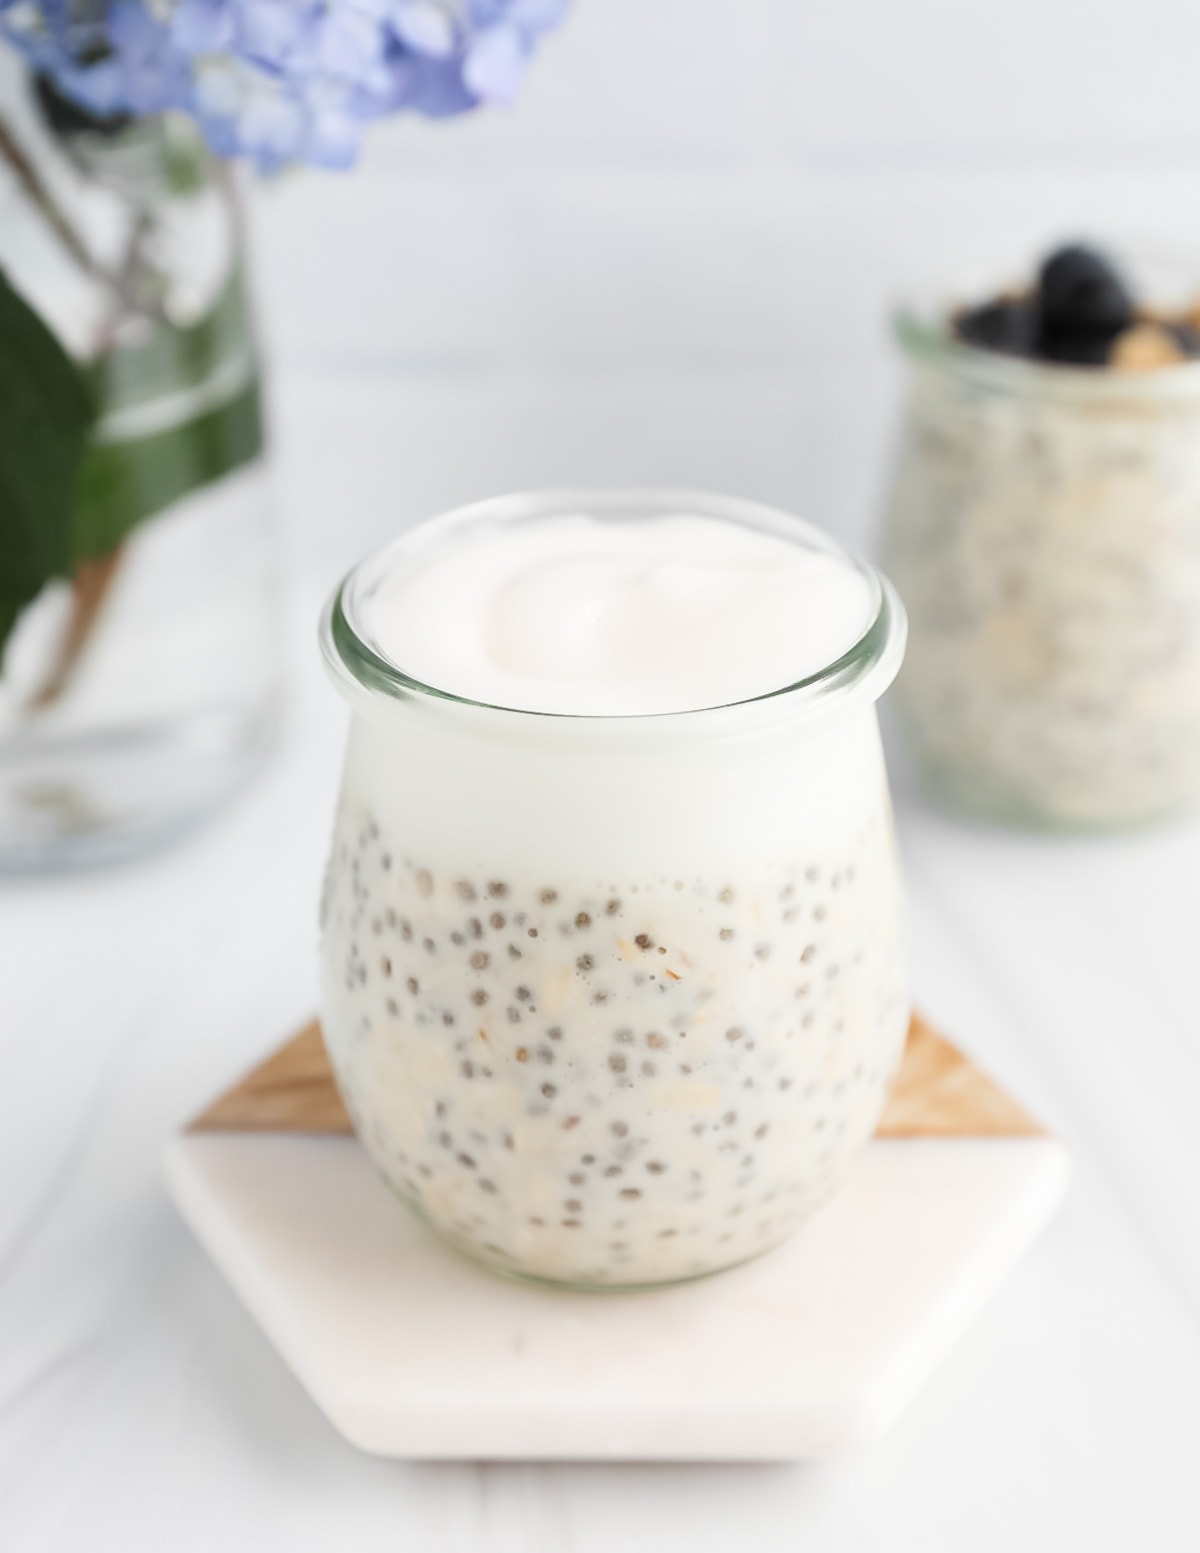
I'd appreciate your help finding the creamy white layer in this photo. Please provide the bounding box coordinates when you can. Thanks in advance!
[366,512,873,716]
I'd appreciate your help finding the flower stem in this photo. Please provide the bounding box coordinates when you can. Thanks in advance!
[0,111,118,291]
[22,211,156,712]
[25,550,125,711]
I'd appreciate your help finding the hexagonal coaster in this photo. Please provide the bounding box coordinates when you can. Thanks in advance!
[165,1017,1068,1459]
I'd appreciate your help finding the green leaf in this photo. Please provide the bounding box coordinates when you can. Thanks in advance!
[160,116,211,198]
[0,264,265,665]
[0,269,94,658]
[84,265,256,420]
[74,377,264,560]
[71,267,265,558]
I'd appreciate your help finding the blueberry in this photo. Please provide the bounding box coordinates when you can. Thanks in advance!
[954,298,1039,356]
[1037,244,1133,345]
[1037,329,1116,367]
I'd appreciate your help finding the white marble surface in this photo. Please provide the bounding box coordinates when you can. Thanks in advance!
[166,1130,1068,1460]
[4,590,1200,1546]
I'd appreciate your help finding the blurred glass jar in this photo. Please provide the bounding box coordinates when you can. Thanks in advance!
[882,254,1200,829]
[0,63,280,869]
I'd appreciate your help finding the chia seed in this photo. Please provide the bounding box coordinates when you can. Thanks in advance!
[320,804,908,1288]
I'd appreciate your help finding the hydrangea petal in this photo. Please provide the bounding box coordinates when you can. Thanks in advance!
[238,0,312,68]
[0,0,570,165]
[309,6,385,78]
[389,50,475,115]
[462,21,527,104]
[390,0,455,58]
[304,104,364,168]
[506,0,570,34]
[172,0,234,56]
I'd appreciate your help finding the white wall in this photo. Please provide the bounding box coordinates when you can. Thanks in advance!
[250,0,1200,576]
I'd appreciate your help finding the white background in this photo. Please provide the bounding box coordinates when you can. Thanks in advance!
[251,0,1200,577]
[6,2,1200,1548]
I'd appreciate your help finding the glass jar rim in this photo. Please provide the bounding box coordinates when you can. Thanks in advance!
[893,242,1200,403]
[320,487,906,728]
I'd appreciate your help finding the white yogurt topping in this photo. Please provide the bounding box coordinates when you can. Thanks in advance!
[367,512,874,715]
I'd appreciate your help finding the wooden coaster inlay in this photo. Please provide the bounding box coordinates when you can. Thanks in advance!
[190,1013,1042,1139]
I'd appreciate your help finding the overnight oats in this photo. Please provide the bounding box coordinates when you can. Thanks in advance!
[319,489,909,1288]
[883,244,1200,828]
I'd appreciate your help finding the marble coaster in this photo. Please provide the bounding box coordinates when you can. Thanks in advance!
[166,1016,1069,1460]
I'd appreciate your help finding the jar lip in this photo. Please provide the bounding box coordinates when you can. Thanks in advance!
[893,241,1200,402]
[320,487,906,726]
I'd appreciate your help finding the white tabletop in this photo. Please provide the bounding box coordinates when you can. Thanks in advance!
[3,587,1200,1552]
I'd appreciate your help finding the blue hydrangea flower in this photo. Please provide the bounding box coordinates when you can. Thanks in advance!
[0,0,569,168]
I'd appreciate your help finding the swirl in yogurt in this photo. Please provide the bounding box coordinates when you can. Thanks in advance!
[367,512,874,716]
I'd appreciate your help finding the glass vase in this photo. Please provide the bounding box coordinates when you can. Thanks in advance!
[0,60,281,869]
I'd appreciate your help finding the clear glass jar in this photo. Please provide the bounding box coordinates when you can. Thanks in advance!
[318,488,910,1289]
[0,62,280,868]
[882,255,1200,829]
